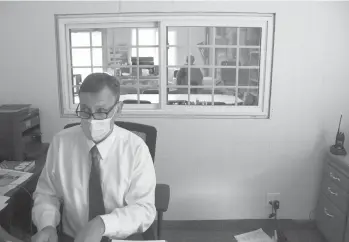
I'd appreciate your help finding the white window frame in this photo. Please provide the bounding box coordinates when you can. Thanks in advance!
[56,13,274,119]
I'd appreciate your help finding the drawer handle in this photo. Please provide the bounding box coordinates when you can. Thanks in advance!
[328,187,338,196]
[330,172,341,182]
[324,208,334,218]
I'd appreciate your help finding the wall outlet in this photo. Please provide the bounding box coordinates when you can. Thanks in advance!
[267,192,280,206]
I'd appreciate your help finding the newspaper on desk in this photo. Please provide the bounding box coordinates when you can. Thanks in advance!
[0,169,33,195]
[234,228,274,242]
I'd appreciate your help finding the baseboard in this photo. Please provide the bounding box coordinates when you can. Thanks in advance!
[161,219,316,231]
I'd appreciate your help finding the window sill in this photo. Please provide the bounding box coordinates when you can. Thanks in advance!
[61,108,270,119]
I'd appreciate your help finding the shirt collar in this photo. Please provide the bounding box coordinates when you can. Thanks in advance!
[85,125,117,160]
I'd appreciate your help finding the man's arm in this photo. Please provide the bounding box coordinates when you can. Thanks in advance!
[100,143,156,239]
[32,136,62,231]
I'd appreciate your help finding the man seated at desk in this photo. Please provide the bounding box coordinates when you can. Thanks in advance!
[176,55,203,94]
[31,73,156,242]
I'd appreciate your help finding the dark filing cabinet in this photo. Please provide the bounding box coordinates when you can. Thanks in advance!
[0,108,48,161]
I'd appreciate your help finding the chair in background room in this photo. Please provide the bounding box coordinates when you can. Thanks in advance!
[63,122,170,240]
[143,89,159,94]
[122,100,152,104]
[220,60,236,86]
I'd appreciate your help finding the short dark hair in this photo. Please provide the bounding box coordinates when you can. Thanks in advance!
[79,73,120,100]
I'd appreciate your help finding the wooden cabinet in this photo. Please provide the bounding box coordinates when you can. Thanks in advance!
[316,153,349,242]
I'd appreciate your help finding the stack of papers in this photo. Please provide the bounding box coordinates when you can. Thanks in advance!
[234,228,274,242]
[0,169,33,195]
[0,195,10,211]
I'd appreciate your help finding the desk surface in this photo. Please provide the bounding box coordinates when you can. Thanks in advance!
[4,155,46,198]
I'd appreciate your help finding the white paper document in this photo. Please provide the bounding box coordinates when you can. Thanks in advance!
[0,202,8,211]
[0,195,10,204]
[0,169,33,195]
[234,228,273,242]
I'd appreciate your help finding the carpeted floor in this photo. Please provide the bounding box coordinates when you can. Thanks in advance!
[159,220,327,242]
[9,219,327,242]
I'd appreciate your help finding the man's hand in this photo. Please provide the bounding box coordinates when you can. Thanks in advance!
[74,217,106,242]
[31,226,58,242]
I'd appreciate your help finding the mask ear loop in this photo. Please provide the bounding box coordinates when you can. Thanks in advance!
[116,101,123,114]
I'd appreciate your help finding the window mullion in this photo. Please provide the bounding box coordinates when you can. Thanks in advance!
[187,27,191,104]
[234,27,240,106]
[136,28,140,104]
[89,31,93,72]
[159,22,167,108]
[211,27,216,105]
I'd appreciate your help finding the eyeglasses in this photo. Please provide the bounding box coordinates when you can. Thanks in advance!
[76,101,120,120]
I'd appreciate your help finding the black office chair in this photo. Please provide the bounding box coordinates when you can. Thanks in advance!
[0,226,24,242]
[63,122,170,240]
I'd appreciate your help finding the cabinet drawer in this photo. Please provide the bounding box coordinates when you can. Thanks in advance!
[344,217,349,242]
[322,178,349,214]
[325,165,349,191]
[20,115,39,132]
[316,194,346,242]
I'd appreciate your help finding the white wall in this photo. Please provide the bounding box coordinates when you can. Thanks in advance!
[1,1,349,220]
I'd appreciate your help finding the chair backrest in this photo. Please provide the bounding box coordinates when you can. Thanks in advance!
[143,89,159,94]
[122,99,152,104]
[63,121,157,162]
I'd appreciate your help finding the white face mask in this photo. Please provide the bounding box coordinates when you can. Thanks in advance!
[81,107,117,142]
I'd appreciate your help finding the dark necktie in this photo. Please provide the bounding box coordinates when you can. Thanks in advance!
[89,146,110,242]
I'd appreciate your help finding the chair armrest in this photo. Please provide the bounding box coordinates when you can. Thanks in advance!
[155,184,170,212]
[0,226,23,242]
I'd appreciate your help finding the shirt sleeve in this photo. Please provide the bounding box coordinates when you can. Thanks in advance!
[100,142,156,239]
[32,136,62,231]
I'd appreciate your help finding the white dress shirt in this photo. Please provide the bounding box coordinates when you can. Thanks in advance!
[32,124,156,239]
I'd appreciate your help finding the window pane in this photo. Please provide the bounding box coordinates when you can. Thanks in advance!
[92,48,103,66]
[213,88,242,105]
[107,27,132,67]
[167,27,190,45]
[141,87,160,104]
[135,28,159,46]
[167,67,179,86]
[190,27,208,46]
[92,31,102,47]
[238,69,259,87]
[194,47,212,66]
[201,68,214,86]
[220,67,237,86]
[167,46,188,66]
[72,68,92,82]
[215,27,238,45]
[215,48,237,65]
[239,48,260,66]
[141,67,159,80]
[132,47,159,65]
[72,48,91,67]
[120,92,157,104]
[239,27,261,46]
[71,32,90,47]
[109,46,130,66]
[167,88,189,105]
[92,67,103,73]
[237,88,259,106]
